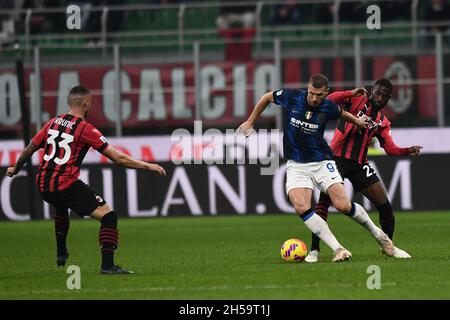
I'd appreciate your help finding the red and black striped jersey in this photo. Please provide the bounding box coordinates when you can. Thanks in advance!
[328,91,409,164]
[32,114,109,192]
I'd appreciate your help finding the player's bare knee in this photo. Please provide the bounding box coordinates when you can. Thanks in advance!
[90,204,113,220]
[334,199,352,214]
[292,201,309,215]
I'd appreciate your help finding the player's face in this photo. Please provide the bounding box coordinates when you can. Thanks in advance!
[307,83,328,107]
[370,85,391,109]
[83,95,92,118]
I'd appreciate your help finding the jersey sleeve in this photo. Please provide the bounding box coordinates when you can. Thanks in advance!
[272,89,296,108]
[83,124,109,152]
[327,90,353,105]
[31,120,52,148]
[376,120,409,156]
[327,100,342,120]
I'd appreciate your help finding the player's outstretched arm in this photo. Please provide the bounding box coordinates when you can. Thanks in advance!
[407,145,423,156]
[237,92,274,137]
[6,142,40,177]
[101,145,166,176]
[327,87,367,104]
[376,124,423,157]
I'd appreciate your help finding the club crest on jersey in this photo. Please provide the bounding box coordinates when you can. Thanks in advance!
[305,111,313,120]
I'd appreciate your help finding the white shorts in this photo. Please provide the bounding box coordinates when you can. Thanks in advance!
[285,159,343,195]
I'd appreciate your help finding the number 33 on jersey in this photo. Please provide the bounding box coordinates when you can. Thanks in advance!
[32,114,109,192]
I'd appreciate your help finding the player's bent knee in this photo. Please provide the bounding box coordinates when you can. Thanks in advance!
[293,203,309,215]
[289,196,309,214]
[90,204,113,221]
[334,200,352,214]
[101,211,118,228]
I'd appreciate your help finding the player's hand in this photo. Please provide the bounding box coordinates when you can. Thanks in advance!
[236,121,254,137]
[6,167,17,177]
[408,145,423,156]
[147,163,166,176]
[351,87,368,97]
[354,114,369,129]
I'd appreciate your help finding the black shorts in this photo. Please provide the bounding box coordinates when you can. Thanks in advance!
[40,180,107,217]
[334,156,380,192]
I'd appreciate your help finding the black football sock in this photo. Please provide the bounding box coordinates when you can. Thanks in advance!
[310,201,330,252]
[376,202,395,240]
[99,211,119,269]
[54,212,70,256]
[311,233,321,252]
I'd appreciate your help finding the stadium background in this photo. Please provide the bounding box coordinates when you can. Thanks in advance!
[1,0,450,302]
[0,0,449,220]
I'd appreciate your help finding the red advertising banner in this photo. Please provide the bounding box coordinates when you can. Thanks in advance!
[0,55,438,131]
[0,60,277,131]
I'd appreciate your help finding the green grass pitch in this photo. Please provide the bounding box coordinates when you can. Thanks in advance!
[1,211,449,299]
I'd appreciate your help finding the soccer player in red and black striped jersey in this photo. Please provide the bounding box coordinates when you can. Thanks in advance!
[6,85,166,274]
[305,79,422,262]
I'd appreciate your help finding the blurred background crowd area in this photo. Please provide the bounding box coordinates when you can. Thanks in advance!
[1,1,450,140]
[0,0,449,51]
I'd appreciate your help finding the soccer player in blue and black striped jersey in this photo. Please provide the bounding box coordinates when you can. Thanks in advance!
[238,74,400,262]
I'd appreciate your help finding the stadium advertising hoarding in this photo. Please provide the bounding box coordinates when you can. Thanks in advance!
[1,128,450,167]
[0,55,440,131]
[0,156,448,221]
[0,61,277,130]
[0,131,449,221]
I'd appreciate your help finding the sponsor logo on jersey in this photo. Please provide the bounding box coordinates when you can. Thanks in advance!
[356,110,382,130]
[290,117,319,134]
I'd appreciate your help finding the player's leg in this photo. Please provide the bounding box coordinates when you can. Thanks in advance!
[326,183,394,256]
[348,162,396,240]
[310,192,332,252]
[315,160,394,256]
[305,192,332,263]
[288,188,348,260]
[40,191,71,266]
[286,160,350,262]
[65,180,132,274]
[360,182,411,258]
[90,204,117,271]
[346,162,410,258]
[360,182,394,239]
[307,158,348,262]
[54,205,70,266]
[89,204,132,274]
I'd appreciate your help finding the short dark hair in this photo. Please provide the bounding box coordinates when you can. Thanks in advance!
[68,85,90,106]
[374,79,392,93]
[69,85,90,96]
[309,74,329,89]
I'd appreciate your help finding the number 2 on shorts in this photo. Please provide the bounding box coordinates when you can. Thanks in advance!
[363,164,375,177]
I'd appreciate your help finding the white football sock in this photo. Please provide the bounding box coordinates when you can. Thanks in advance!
[350,202,384,239]
[303,212,342,252]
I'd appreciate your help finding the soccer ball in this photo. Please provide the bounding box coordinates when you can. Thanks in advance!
[280,238,308,262]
